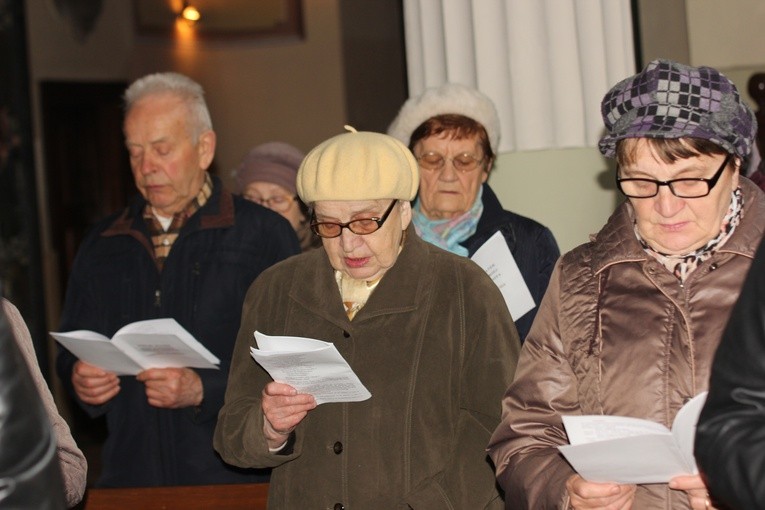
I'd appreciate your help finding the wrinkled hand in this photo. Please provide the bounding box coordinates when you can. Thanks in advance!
[262,382,316,450]
[72,360,120,405]
[669,474,714,509]
[136,367,203,408]
[566,474,636,509]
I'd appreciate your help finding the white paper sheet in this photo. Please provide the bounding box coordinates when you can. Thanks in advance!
[470,231,535,320]
[251,331,371,405]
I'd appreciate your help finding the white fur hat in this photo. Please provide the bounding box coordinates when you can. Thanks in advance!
[387,83,501,153]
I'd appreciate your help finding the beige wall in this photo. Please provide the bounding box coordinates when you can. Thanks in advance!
[490,148,619,253]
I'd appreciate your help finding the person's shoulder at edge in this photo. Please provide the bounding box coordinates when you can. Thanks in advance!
[2,298,88,507]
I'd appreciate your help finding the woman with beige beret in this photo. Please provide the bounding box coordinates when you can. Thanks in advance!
[215,126,520,509]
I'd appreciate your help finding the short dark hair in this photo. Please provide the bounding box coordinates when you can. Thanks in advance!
[616,137,734,169]
[409,114,494,164]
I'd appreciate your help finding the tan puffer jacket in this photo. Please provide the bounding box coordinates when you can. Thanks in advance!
[488,178,765,509]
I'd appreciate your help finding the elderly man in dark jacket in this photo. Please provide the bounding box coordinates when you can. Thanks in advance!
[56,72,300,487]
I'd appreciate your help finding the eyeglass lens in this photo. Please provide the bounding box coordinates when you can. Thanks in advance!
[311,200,397,238]
[416,152,483,172]
[617,155,731,199]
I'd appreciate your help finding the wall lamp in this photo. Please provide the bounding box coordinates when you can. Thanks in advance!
[180,1,201,23]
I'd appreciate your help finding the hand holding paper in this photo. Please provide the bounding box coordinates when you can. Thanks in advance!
[52,318,220,376]
[251,331,371,405]
[558,392,708,484]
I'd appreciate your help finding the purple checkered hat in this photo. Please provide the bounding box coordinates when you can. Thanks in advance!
[599,59,756,160]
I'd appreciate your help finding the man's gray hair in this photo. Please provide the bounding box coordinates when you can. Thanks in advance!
[124,72,213,142]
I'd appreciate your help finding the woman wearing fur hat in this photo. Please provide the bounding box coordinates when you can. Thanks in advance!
[234,141,321,252]
[487,60,765,509]
[388,83,560,341]
[214,127,520,509]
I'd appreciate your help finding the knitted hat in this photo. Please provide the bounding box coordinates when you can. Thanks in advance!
[387,83,500,153]
[599,59,757,160]
[234,142,305,194]
[296,126,419,203]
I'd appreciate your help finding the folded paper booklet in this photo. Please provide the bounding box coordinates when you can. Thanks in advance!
[558,392,708,484]
[52,318,220,376]
[251,331,371,405]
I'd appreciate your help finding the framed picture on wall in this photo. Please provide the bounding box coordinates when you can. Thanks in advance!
[133,0,303,39]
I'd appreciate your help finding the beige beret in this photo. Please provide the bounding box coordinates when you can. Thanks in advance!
[297,126,419,203]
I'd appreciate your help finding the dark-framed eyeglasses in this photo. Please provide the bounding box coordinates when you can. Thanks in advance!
[310,200,398,238]
[415,151,485,173]
[616,154,732,199]
[245,194,297,212]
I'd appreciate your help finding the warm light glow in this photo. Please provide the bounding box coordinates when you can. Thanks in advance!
[181,5,200,22]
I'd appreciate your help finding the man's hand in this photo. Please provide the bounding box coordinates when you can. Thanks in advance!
[136,367,203,408]
[262,382,317,450]
[72,360,120,405]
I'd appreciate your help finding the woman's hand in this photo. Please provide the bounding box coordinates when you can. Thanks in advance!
[669,474,715,509]
[566,474,636,509]
[261,381,317,450]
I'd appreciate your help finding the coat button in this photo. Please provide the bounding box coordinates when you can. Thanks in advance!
[342,330,350,338]
[334,504,345,510]
[709,263,718,271]
[333,441,343,454]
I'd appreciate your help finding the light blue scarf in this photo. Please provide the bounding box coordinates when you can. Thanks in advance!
[412,187,484,256]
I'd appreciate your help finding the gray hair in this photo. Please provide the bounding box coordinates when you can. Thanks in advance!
[123,72,213,142]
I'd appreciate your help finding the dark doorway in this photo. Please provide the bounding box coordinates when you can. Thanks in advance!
[40,80,134,491]
[40,81,135,301]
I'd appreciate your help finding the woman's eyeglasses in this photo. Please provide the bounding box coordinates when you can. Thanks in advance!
[245,194,297,212]
[616,155,732,199]
[415,151,485,173]
[310,200,397,238]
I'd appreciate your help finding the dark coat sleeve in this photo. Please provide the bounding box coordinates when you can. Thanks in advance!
[695,233,765,510]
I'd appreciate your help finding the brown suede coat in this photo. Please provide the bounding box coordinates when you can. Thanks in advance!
[215,227,520,509]
[488,179,765,509]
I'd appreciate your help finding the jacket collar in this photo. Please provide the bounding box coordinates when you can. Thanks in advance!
[102,174,235,238]
[462,183,517,250]
[589,177,765,274]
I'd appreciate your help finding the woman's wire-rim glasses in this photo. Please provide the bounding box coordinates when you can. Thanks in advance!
[310,200,398,238]
[415,151,485,173]
[247,194,297,212]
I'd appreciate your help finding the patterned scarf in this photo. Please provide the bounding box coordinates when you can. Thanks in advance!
[143,173,213,272]
[637,187,743,282]
[335,271,382,320]
[412,186,484,256]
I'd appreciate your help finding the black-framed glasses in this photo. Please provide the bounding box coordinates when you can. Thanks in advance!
[616,154,732,199]
[415,151,485,173]
[310,200,398,238]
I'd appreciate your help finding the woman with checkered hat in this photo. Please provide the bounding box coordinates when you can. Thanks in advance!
[488,60,765,509]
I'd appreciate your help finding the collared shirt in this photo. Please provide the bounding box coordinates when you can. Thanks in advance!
[143,173,213,271]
